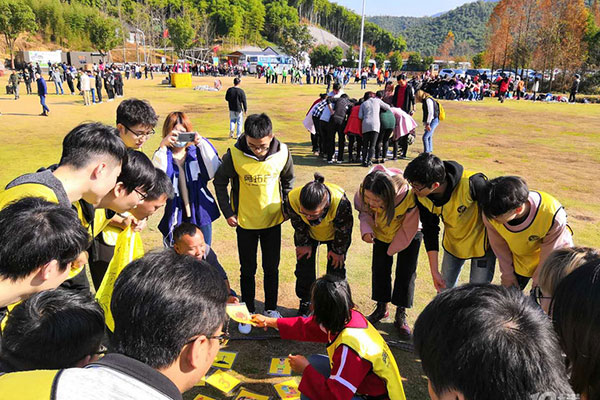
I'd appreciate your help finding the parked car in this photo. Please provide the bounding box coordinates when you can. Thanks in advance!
[466,69,480,78]
[453,69,467,79]
[439,68,455,78]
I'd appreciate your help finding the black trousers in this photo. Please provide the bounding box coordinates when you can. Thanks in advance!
[327,121,345,162]
[362,131,379,164]
[347,134,362,161]
[397,135,409,157]
[237,224,281,312]
[312,116,322,152]
[295,240,346,302]
[375,128,394,159]
[515,272,531,291]
[371,234,422,308]
[319,120,333,159]
[95,86,103,102]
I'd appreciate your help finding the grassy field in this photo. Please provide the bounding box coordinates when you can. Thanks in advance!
[0,74,599,400]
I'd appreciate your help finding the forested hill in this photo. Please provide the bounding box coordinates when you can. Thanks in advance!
[368,0,497,56]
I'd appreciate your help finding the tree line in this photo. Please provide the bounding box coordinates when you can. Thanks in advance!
[0,0,406,68]
[485,0,600,90]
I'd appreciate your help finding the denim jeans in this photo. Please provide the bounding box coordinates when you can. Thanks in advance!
[199,223,212,246]
[422,118,439,153]
[441,248,496,289]
[229,110,243,138]
[300,355,363,400]
[39,95,49,113]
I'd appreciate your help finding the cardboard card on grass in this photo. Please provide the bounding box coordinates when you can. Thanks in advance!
[226,302,256,325]
[234,388,271,400]
[274,379,301,399]
[193,395,216,400]
[212,350,238,369]
[268,357,292,376]
[204,369,241,394]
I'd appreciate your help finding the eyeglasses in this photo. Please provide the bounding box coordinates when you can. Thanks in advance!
[247,143,271,153]
[134,188,148,201]
[124,125,155,138]
[410,182,428,192]
[185,331,230,347]
[94,345,108,356]
[532,286,552,306]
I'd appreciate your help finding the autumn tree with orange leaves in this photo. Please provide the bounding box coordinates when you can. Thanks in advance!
[438,31,455,62]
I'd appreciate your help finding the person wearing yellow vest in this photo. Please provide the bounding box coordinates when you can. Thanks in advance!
[0,250,230,400]
[88,99,159,289]
[413,284,575,400]
[354,165,421,339]
[404,153,495,292]
[285,173,353,317]
[0,198,89,313]
[214,113,295,320]
[481,176,573,290]
[251,275,406,400]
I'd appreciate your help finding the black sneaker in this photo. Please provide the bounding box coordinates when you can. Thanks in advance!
[394,307,412,340]
[298,301,311,317]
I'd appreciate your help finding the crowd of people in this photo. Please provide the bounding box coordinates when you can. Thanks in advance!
[0,69,596,400]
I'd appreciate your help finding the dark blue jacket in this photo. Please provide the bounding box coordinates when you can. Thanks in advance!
[37,77,47,96]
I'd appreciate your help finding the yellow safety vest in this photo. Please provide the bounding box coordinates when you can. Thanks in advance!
[0,369,61,399]
[417,170,487,259]
[73,202,113,239]
[326,318,406,400]
[371,188,417,244]
[288,183,345,242]
[0,183,58,209]
[488,191,563,277]
[230,145,288,230]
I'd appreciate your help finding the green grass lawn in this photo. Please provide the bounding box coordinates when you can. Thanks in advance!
[0,74,598,400]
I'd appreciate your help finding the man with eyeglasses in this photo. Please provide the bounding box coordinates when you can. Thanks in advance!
[0,250,229,400]
[214,113,295,326]
[404,152,495,293]
[115,98,159,150]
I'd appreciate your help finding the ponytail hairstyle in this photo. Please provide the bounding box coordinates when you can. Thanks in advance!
[299,172,329,211]
[360,170,406,225]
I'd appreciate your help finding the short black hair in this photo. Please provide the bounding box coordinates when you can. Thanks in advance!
[552,260,600,399]
[414,284,573,400]
[59,122,127,169]
[0,289,104,371]
[172,222,202,245]
[404,153,446,188]
[145,168,174,201]
[117,149,156,194]
[481,176,529,219]
[300,173,328,211]
[0,198,90,281]
[332,83,341,91]
[375,90,384,98]
[110,249,228,369]
[311,275,354,334]
[116,98,158,128]
[244,113,272,139]
[233,77,240,85]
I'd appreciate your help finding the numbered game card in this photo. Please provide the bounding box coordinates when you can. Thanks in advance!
[204,369,241,394]
[212,350,238,370]
[268,357,292,376]
[274,379,301,399]
[226,303,256,325]
[234,388,271,400]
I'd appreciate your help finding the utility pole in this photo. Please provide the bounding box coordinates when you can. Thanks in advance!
[357,0,366,73]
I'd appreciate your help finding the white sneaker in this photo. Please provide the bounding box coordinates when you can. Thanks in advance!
[238,323,251,334]
[264,309,282,319]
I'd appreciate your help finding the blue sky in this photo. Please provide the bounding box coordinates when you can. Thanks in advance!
[330,0,478,17]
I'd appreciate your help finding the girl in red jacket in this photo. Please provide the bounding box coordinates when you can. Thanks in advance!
[344,99,363,163]
[251,275,406,400]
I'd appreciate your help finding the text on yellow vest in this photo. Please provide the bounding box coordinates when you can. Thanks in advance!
[230,144,288,229]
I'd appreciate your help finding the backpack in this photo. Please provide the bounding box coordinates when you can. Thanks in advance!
[437,101,446,121]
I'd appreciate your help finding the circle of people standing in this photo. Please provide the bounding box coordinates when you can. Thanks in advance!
[0,90,596,400]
